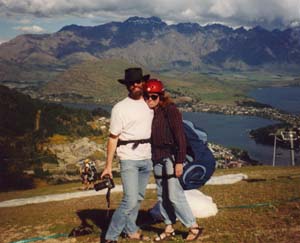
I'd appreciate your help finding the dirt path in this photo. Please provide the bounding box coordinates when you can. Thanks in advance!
[0,174,247,208]
[0,184,156,208]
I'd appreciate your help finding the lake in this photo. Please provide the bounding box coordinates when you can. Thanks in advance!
[248,86,300,115]
[186,86,300,165]
[183,112,298,166]
[63,86,300,166]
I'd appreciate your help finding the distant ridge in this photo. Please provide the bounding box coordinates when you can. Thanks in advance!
[0,16,299,74]
[0,16,300,105]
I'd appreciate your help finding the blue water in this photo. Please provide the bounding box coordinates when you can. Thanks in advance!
[63,86,300,165]
[183,112,284,165]
[183,87,300,165]
[248,86,300,114]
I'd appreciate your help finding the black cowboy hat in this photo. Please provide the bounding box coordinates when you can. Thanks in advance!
[118,67,150,85]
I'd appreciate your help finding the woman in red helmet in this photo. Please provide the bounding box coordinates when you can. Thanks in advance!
[144,79,202,242]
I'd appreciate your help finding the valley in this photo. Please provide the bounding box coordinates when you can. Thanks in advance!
[1,16,300,191]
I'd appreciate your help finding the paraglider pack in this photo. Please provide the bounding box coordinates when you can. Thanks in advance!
[179,120,216,190]
[163,110,216,190]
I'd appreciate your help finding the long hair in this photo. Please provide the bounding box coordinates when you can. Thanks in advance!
[159,91,174,108]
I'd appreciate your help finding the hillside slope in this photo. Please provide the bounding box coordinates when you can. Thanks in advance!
[0,16,300,83]
[0,85,107,190]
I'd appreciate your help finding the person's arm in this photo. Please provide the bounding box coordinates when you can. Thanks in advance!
[101,103,123,179]
[167,105,186,177]
[167,105,186,162]
[101,133,119,179]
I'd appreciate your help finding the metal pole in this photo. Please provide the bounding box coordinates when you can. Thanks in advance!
[289,131,295,166]
[272,135,277,167]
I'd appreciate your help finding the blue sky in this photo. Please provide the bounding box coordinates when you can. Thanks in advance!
[1,0,300,44]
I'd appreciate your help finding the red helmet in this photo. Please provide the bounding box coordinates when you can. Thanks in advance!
[145,79,165,93]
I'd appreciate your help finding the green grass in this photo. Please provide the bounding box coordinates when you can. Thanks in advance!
[0,166,300,243]
[159,69,300,105]
[40,59,300,106]
[160,68,300,105]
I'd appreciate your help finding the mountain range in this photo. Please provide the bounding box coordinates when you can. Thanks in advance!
[0,16,300,104]
[1,16,300,74]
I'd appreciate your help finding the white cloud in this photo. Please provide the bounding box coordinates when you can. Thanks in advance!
[14,25,45,33]
[209,1,237,18]
[0,38,9,44]
[0,0,300,29]
[290,21,300,28]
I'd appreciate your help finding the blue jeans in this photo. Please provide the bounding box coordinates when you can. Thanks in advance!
[105,159,152,241]
[154,158,195,227]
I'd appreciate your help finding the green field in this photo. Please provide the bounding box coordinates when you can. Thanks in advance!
[1,166,299,243]
[159,69,300,104]
[27,58,300,105]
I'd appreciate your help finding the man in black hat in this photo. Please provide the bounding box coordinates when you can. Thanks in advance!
[101,67,153,242]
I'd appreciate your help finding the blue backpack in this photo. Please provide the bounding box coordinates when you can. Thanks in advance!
[179,120,216,190]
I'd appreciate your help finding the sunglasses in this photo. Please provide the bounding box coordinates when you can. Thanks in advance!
[144,93,159,101]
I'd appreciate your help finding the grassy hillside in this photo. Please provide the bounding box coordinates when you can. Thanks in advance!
[0,59,65,83]
[41,59,138,104]
[40,58,300,105]
[0,166,299,243]
[41,59,246,105]
[160,69,300,104]
[0,85,108,191]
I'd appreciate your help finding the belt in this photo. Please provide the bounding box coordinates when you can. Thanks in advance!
[117,138,151,149]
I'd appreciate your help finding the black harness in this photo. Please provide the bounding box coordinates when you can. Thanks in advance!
[153,157,177,180]
[117,138,151,149]
[106,187,112,218]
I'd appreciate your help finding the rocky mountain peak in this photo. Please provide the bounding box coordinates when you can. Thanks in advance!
[124,16,165,26]
[59,24,85,32]
[250,26,269,34]
[172,22,203,34]
[1,16,300,75]
[204,23,233,33]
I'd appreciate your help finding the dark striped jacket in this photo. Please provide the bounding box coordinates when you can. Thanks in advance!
[151,103,186,164]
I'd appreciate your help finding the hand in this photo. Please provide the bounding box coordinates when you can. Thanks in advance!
[175,163,183,177]
[101,167,112,179]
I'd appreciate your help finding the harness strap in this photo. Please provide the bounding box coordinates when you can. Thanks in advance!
[106,188,111,218]
[154,174,175,179]
[153,158,176,179]
[117,138,151,149]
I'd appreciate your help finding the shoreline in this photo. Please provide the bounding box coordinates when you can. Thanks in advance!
[56,98,299,164]
[179,101,300,127]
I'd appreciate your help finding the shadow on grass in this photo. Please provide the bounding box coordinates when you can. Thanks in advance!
[70,208,166,242]
[69,208,112,241]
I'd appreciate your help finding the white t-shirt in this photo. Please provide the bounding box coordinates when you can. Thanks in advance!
[110,97,154,160]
